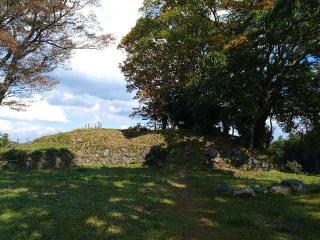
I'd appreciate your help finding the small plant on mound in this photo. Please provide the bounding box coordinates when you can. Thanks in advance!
[122,124,150,139]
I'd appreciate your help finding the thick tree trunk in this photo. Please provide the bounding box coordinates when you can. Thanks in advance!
[0,85,8,105]
[222,122,230,135]
[161,116,168,130]
[0,61,17,105]
[250,111,269,149]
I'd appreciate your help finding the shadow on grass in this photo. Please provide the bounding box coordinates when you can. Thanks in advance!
[0,129,319,239]
[0,165,319,240]
[0,167,184,240]
[0,148,75,170]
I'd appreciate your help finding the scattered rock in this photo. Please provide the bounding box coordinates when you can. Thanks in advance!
[234,186,256,198]
[281,179,306,196]
[216,183,234,196]
[26,157,33,169]
[1,161,16,170]
[271,185,292,195]
[216,180,306,198]
[244,156,273,171]
[203,145,273,171]
[121,148,128,153]
[104,157,111,165]
[103,149,110,157]
[249,184,264,194]
[120,157,130,166]
[111,158,119,165]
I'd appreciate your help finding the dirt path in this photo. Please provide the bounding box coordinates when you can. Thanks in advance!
[174,144,218,240]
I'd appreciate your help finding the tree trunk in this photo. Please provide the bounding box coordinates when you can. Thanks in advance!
[0,85,9,105]
[222,122,230,135]
[0,60,17,105]
[250,111,269,149]
[161,116,168,130]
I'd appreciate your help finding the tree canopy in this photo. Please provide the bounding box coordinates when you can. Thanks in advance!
[119,0,320,148]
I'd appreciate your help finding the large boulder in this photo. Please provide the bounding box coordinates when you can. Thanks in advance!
[271,185,292,195]
[205,147,219,158]
[249,184,265,194]
[234,186,256,198]
[281,179,306,196]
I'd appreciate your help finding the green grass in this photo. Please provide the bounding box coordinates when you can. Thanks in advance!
[0,140,319,240]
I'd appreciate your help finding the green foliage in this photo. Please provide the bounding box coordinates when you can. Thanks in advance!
[121,124,150,138]
[270,128,320,173]
[0,133,10,148]
[144,144,169,166]
[286,160,303,174]
[119,0,320,148]
[269,136,286,162]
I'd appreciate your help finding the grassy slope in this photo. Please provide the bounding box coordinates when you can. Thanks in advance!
[2,129,172,166]
[0,129,319,240]
[1,128,262,167]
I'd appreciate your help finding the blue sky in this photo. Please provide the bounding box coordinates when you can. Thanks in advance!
[0,0,144,142]
[0,0,287,142]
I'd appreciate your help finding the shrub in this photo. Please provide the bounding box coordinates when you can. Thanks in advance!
[269,136,286,162]
[144,145,168,166]
[286,160,303,174]
[270,129,320,173]
[0,133,10,148]
[122,124,150,139]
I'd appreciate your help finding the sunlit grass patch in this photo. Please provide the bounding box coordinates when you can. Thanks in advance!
[0,156,319,239]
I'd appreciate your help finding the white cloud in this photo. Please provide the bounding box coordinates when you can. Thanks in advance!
[99,0,143,38]
[71,0,143,79]
[0,95,68,123]
[0,119,63,142]
[62,96,139,122]
[0,119,11,132]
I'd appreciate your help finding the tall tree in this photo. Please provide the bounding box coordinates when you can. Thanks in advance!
[119,0,217,130]
[0,0,113,109]
[120,0,320,148]
[223,0,320,147]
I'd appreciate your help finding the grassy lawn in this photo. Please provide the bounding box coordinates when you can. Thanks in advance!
[0,134,319,240]
[0,165,319,240]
